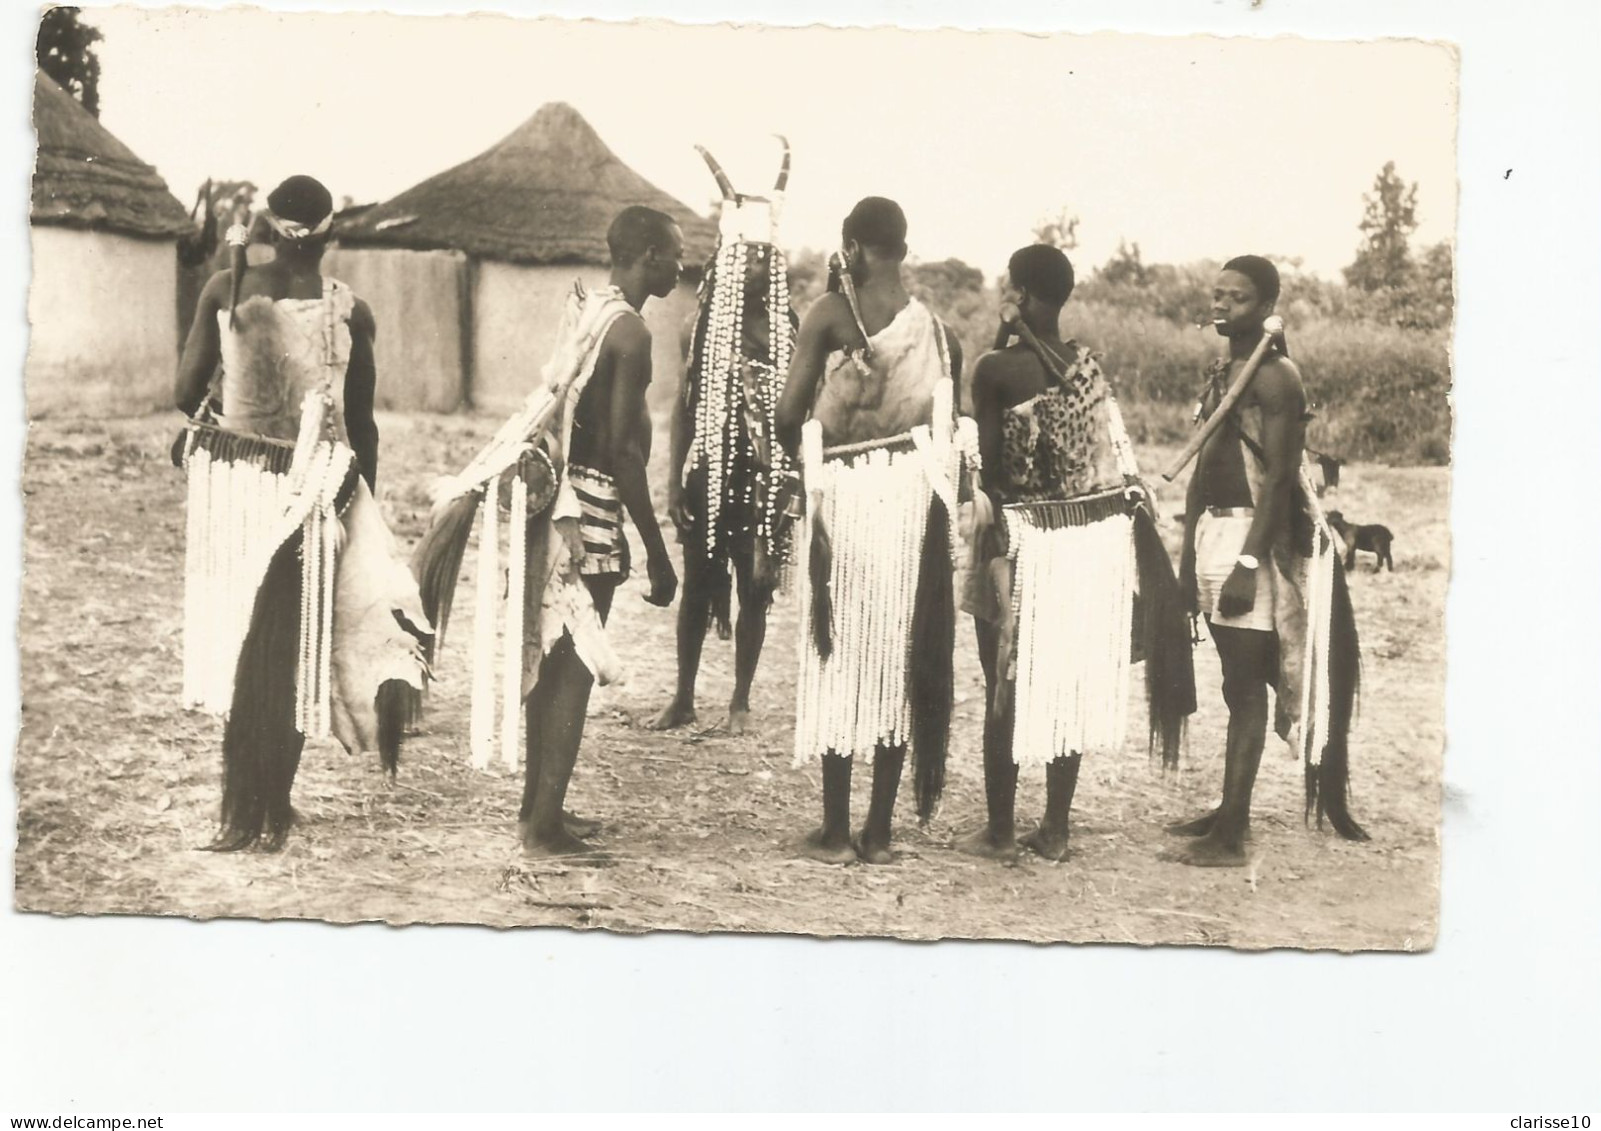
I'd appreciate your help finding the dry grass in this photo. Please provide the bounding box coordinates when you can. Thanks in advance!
[13,411,1446,950]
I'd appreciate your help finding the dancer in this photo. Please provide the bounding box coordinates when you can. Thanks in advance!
[411,206,681,858]
[776,196,968,864]
[175,174,431,851]
[651,140,798,735]
[957,244,1194,862]
[1167,255,1368,866]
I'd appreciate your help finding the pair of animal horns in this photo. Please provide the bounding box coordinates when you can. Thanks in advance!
[696,135,790,200]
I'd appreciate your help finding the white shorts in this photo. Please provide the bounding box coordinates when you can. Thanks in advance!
[1196,511,1276,632]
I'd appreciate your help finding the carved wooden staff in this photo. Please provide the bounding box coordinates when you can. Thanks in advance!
[1161,314,1284,482]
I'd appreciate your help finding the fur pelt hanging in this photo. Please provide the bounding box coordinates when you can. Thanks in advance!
[210,534,305,852]
[410,488,484,658]
[708,565,733,641]
[808,508,833,660]
[1130,506,1197,769]
[908,499,954,823]
[1305,554,1368,840]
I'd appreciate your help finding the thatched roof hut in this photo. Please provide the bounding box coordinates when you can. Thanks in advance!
[28,71,191,417]
[336,101,715,264]
[31,71,191,239]
[326,102,713,414]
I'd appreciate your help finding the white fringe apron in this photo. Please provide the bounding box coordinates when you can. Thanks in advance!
[793,441,933,766]
[1004,493,1138,767]
[181,281,431,752]
[180,432,296,714]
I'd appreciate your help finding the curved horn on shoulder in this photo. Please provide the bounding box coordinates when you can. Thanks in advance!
[694,145,736,200]
[773,135,792,193]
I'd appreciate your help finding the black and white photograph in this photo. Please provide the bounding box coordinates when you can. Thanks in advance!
[9,0,1601,1117]
[13,5,1460,950]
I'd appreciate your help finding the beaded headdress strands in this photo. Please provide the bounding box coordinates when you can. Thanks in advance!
[684,137,797,567]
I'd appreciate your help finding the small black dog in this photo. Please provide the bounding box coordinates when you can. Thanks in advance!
[1326,510,1394,572]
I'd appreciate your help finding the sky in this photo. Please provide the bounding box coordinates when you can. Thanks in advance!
[82,7,1457,280]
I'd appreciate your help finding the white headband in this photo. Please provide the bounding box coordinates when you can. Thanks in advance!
[263,209,333,243]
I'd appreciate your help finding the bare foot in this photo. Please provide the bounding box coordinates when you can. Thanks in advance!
[647,698,697,731]
[854,829,895,866]
[954,825,1018,861]
[519,820,605,860]
[1021,824,1072,862]
[563,810,602,838]
[725,704,752,736]
[1164,829,1249,867]
[1165,808,1220,837]
[797,827,856,865]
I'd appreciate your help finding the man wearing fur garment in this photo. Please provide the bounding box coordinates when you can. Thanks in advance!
[174,174,431,852]
[957,243,1194,864]
[776,196,972,865]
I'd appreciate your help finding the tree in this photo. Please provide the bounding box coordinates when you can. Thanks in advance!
[1419,240,1453,300]
[173,180,259,272]
[1097,239,1150,289]
[1033,207,1080,252]
[37,7,103,118]
[209,180,259,222]
[908,257,986,309]
[1344,160,1420,292]
[177,180,218,269]
[784,247,829,311]
[1411,239,1455,329]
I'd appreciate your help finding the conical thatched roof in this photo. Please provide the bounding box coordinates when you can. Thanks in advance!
[335,102,715,265]
[31,71,191,239]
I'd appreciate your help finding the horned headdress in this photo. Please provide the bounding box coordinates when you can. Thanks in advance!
[683,136,798,571]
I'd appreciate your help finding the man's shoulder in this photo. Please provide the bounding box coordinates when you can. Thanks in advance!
[199,268,233,303]
[1253,353,1305,402]
[978,341,1052,375]
[1260,350,1301,375]
[969,346,1034,405]
[973,345,1023,381]
[601,308,651,352]
[802,291,851,324]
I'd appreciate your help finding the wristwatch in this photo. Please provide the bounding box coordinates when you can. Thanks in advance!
[1235,553,1260,571]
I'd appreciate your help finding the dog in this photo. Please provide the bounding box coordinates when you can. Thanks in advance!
[1325,510,1394,572]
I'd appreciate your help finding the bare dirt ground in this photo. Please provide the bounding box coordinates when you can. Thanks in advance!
[13,411,1447,950]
